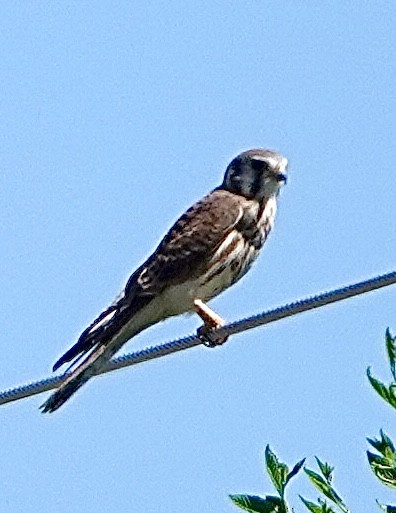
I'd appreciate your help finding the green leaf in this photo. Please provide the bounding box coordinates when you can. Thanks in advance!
[367,451,387,466]
[366,368,396,409]
[299,496,323,513]
[367,454,396,488]
[367,431,396,488]
[304,469,349,513]
[299,496,337,513]
[381,430,396,455]
[229,494,285,513]
[314,457,334,482]
[367,430,396,458]
[390,384,396,402]
[265,445,289,497]
[386,328,396,381]
[376,500,396,512]
[284,458,306,488]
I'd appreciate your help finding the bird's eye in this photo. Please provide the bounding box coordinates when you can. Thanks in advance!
[250,158,269,171]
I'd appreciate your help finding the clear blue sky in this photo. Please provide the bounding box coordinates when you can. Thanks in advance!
[1,2,395,512]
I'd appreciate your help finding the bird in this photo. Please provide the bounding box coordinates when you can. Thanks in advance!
[41,148,288,413]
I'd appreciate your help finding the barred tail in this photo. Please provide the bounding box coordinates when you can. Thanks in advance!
[41,292,156,413]
[40,344,112,413]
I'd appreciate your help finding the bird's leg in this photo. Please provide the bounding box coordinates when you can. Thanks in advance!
[194,299,228,347]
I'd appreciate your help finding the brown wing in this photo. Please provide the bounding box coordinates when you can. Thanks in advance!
[124,188,244,296]
[53,189,243,371]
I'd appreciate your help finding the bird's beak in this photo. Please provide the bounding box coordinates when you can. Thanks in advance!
[277,173,287,184]
[275,158,288,184]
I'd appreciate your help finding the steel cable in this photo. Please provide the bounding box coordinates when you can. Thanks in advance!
[0,270,395,407]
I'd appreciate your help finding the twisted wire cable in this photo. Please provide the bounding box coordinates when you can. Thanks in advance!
[1,270,395,407]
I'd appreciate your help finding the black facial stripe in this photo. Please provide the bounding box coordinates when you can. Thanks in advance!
[251,160,261,171]
[250,159,269,171]
[229,163,242,187]
[249,170,262,197]
[230,157,242,170]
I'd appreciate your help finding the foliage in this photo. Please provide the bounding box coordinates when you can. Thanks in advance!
[230,446,305,513]
[230,446,346,513]
[301,457,348,513]
[230,329,396,512]
[367,329,396,409]
[367,430,396,488]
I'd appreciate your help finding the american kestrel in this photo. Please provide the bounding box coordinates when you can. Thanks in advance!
[41,148,288,413]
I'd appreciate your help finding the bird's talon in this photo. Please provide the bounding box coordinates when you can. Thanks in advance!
[194,299,228,347]
[197,325,228,347]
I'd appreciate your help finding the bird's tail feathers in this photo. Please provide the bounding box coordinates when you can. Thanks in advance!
[52,306,118,372]
[41,343,115,413]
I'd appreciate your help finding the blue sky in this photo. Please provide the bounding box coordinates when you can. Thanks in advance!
[1,2,395,512]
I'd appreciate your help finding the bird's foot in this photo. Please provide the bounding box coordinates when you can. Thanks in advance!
[194,299,228,347]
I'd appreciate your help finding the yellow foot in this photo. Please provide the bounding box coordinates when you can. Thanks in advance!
[193,299,228,347]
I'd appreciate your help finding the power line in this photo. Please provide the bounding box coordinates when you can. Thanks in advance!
[1,270,395,407]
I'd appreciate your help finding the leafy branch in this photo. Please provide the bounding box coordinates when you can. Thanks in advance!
[300,457,349,513]
[230,446,349,513]
[230,327,396,512]
[230,445,305,513]
[367,329,396,410]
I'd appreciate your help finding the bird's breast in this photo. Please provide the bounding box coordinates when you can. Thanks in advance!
[195,196,278,302]
[148,196,278,318]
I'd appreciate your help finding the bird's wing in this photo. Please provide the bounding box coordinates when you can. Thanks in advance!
[52,189,244,373]
[41,190,245,413]
[127,188,245,294]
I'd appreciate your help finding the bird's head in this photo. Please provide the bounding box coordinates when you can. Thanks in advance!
[221,149,288,201]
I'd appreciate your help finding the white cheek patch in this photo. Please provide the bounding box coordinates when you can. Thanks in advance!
[263,177,281,196]
[278,157,288,172]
